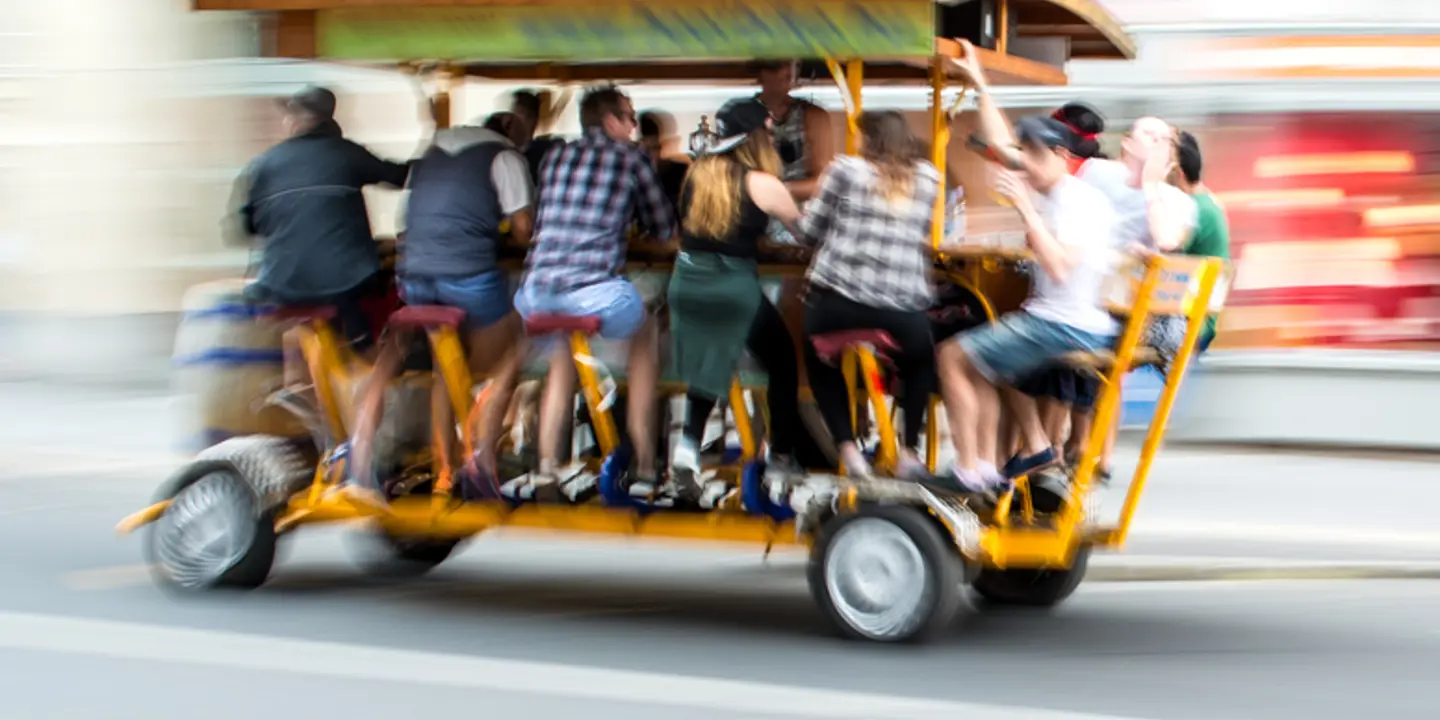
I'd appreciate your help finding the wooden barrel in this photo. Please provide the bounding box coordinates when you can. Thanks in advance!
[172,280,307,453]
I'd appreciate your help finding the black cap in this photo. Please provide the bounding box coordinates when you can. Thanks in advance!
[707,98,772,155]
[281,85,337,120]
[1016,115,1079,154]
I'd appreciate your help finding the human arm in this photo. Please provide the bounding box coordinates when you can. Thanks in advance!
[747,171,804,238]
[631,149,678,242]
[994,170,1082,285]
[492,148,536,242]
[795,160,850,247]
[948,40,1022,171]
[220,162,257,248]
[351,142,413,188]
[785,103,836,200]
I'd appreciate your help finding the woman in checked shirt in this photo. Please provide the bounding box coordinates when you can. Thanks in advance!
[796,111,941,480]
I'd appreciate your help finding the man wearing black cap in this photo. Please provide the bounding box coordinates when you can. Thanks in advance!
[935,104,1120,495]
[225,85,411,356]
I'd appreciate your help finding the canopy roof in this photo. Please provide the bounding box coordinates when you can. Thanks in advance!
[194,0,1135,86]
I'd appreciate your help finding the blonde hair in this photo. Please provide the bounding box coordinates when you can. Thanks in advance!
[682,132,783,239]
[860,111,918,204]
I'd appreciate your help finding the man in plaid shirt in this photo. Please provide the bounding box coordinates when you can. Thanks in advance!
[514,86,677,495]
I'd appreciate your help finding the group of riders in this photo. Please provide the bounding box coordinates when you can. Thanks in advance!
[227,41,1230,509]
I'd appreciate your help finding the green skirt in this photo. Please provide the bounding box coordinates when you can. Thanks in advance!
[667,251,763,398]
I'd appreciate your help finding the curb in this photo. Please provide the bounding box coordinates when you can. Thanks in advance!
[1086,562,1440,583]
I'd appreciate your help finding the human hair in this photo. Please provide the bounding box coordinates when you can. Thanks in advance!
[510,89,542,125]
[1052,102,1106,159]
[859,110,918,203]
[639,112,662,139]
[578,85,629,130]
[483,111,517,136]
[682,132,783,239]
[1176,131,1203,185]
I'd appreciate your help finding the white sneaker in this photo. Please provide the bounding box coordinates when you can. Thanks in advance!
[669,439,703,501]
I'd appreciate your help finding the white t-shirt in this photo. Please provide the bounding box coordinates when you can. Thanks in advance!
[1077,159,1196,250]
[1022,175,1121,337]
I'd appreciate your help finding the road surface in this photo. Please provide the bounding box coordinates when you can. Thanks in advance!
[2,382,1438,718]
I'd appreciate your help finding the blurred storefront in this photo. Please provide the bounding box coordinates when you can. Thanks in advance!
[5,0,1440,448]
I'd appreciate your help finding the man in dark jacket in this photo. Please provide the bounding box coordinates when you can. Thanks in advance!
[224,85,411,353]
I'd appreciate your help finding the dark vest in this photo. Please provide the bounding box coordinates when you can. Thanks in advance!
[402,140,506,278]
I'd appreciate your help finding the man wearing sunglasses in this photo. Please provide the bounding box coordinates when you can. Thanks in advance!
[514,85,677,501]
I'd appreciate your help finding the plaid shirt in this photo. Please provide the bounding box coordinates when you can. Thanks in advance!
[523,129,676,292]
[798,156,940,311]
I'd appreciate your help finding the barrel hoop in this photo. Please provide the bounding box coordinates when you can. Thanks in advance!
[181,303,278,321]
[173,348,285,368]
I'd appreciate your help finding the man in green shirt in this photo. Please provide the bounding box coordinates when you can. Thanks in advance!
[1175,131,1230,350]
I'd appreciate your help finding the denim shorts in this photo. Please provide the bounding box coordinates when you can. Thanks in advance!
[400,269,512,329]
[514,277,646,351]
[956,311,1114,386]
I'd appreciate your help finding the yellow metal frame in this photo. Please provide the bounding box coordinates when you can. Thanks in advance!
[119,41,1221,577]
[977,255,1228,568]
[118,255,1222,573]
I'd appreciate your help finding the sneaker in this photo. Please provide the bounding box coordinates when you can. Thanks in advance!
[1029,469,1071,514]
[895,456,931,482]
[668,440,703,502]
[528,471,565,504]
[937,464,1004,498]
[1001,447,1061,479]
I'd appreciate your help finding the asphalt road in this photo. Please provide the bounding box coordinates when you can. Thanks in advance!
[2,383,1439,718]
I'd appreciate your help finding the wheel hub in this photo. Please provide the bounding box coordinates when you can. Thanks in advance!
[824,518,929,639]
[153,472,257,589]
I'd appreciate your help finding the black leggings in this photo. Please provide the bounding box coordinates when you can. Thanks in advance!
[803,287,935,450]
[683,298,804,456]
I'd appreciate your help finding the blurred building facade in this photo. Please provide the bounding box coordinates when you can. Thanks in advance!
[4,0,1440,448]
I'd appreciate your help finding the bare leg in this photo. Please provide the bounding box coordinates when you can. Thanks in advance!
[281,329,307,390]
[1067,407,1093,459]
[1001,386,1053,457]
[465,313,525,453]
[1040,398,1069,448]
[971,368,1003,468]
[624,316,660,478]
[536,344,576,475]
[937,342,981,471]
[349,337,403,486]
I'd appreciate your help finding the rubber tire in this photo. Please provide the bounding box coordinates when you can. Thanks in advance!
[145,436,310,593]
[347,527,463,577]
[808,505,965,644]
[971,545,1091,609]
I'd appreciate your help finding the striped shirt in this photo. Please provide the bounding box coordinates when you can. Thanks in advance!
[523,129,676,292]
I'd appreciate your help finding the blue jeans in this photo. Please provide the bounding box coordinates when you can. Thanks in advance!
[400,269,512,329]
[956,311,1113,386]
[514,277,646,352]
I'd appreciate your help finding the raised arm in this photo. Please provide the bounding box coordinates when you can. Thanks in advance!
[950,40,1022,171]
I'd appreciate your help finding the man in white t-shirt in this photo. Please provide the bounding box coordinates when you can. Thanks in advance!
[936,114,1119,493]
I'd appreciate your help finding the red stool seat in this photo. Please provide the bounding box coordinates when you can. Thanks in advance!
[523,314,602,336]
[387,305,466,330]
[272,305,337,323]
[810,329,900,366]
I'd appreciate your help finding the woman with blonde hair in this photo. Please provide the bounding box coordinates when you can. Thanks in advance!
[798,110,941,480]
[667,98,810,499]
